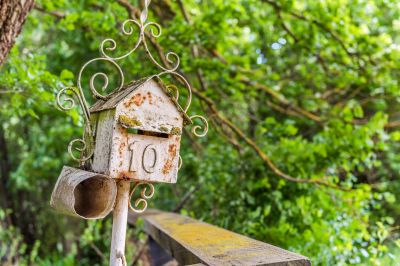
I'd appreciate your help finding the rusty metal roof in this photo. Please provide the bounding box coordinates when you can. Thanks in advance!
[89,76,192,125]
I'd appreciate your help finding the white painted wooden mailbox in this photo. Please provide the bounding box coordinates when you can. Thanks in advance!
[89,77,191,184]
[50,1,208,264]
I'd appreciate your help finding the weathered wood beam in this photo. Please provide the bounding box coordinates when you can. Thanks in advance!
[128,210,311,266]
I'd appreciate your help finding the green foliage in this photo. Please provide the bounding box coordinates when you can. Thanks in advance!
[0,0,399,265]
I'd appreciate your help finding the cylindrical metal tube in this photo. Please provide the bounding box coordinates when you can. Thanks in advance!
[50,166,117,219]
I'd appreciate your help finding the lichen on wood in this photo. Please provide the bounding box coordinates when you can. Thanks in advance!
[159,126,169,132]
[170,127,182,135]
[118,114,142,128]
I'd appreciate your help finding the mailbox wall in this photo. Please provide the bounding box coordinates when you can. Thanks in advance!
[109,124,181,183]
[117,79,184,135]
[91,109,116,175]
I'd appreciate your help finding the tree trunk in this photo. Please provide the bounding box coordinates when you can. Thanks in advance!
[0,0,35,65]
[0,124,14,226]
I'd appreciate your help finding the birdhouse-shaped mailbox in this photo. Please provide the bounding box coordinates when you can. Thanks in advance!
[51,7,208,221]
[89,77,191,183]
[50,3,210,264]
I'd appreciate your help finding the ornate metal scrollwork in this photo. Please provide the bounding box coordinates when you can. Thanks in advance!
[77,58,125,101]
[67,138,94,163]
[56,86,90,123]
[155,71,192,113]
[56,0,208,163]
[190,115,209,137]
[178,155,183,170]
[100,19,142,61]
[57,87,93,163]
[129,182,155,213]
[166,84,179,101]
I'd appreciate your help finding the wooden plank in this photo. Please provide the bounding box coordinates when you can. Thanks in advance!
[92,109,115,174]
[128,210,311,266]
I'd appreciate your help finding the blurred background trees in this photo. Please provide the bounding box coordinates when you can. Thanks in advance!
[0,0,399,265]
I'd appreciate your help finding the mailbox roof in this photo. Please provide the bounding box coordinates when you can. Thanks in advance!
[89,76,192,125]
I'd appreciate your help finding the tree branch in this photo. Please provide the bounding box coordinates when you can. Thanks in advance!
[33,4,66,19]
[114,0,351,191]
[240,76,323,123]
[192,87,349,190]
[262,0,355,58]
[172,184,201,212]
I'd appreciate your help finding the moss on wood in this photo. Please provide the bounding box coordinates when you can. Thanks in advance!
[118,115,142,128]
[170,127,182,135]
[159,126,169,132]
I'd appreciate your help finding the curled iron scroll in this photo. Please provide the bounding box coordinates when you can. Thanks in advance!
[190,115,209,137]
[77,58,125,101]
[67,138,94,163]
[178,155,183,170]
[56,87,78,111]
[129,182,155,213]
[166,84,179,101]
[57,87,93,163]
[56,87,90,123]
[100,19,142,61]
[156,71,192,113]
[142,22,180,72]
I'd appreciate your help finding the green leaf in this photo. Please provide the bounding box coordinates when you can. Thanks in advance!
[60,69,74,80]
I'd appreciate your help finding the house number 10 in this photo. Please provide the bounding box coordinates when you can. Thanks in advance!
[128,142,158,173]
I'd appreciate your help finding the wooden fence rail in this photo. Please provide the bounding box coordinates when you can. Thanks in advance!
[128,210,311,266]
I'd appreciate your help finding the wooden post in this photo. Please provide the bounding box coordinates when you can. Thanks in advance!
[109,180,131,266]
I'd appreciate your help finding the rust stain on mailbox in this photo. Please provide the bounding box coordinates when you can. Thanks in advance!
[163,143,177,174]
[118,141,126,156]
[133,93,144,106]
[124,92,144,108]
[147,91,153,105]
[118,171,134,180]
